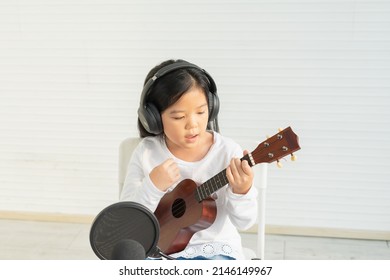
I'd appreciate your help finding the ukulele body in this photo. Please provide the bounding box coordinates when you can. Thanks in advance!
[154,178,217,255]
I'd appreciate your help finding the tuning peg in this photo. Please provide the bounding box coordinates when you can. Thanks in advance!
[291,153,297,161]
[278,128,283,132]
[277,160,283,168]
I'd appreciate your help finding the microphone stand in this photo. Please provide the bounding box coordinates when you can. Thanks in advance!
[149,246,176,260]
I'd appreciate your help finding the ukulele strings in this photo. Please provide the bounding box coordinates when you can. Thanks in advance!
[171,198,186,216]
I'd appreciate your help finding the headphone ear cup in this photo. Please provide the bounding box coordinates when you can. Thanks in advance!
[208,92,220,122]
[138,103,163,135]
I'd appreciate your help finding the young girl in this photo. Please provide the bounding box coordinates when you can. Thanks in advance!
[120,59,258,260]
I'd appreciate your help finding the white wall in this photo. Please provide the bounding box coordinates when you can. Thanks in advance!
[0,0,389,234]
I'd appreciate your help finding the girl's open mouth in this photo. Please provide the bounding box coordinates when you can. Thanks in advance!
[185,134,198,142]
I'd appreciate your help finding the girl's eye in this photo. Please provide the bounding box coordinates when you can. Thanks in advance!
[198,111,206,115]
[173,116,184,120]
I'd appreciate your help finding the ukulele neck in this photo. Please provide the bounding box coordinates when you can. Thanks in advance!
[194,153,255,202]
[194,126,301,202]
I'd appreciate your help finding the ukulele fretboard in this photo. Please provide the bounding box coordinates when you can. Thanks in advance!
[194,154,254,202]
[195,170,228,202]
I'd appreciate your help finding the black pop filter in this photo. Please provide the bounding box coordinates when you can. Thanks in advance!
[89,201,160,260]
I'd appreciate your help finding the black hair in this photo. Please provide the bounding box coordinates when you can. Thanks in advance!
[138,59,218,137]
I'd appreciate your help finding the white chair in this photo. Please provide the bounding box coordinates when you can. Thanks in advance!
[118,137,268,260]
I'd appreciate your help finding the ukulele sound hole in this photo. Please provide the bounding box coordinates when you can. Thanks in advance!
[172,198,186,218]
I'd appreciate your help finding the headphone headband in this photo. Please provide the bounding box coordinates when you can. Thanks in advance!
[140,61,217,108]
[138,60,219,135]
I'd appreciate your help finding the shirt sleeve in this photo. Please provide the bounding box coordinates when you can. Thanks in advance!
[120,140,167,212]
[225,185,258,230]
[224,139,259,230]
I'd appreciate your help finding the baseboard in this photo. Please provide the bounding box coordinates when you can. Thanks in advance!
[243,224,390,241]
[2,210,389,240]
[0,210,95,224]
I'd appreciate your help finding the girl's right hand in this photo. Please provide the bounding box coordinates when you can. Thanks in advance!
[149,159,180,191]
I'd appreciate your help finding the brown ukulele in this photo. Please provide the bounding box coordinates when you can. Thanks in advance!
[154,126,301,255]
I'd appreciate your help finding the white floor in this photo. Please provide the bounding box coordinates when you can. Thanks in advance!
[0,219,389,260]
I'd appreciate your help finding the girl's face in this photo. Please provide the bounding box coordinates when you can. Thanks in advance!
[161,86,210,154]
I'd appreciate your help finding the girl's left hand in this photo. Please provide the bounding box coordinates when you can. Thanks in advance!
[226,150,254,194]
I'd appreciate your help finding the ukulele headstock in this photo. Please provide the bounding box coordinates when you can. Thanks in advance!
[248,127,300,167]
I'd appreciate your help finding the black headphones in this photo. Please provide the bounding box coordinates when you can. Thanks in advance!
[138,60,220,135]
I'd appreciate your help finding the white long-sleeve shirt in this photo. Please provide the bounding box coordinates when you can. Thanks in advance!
[120,132,258,259]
